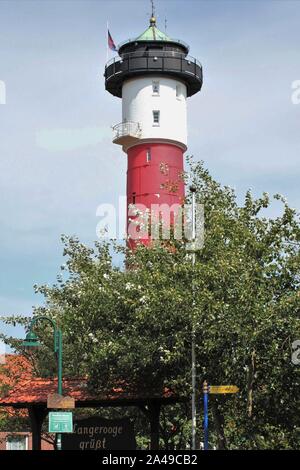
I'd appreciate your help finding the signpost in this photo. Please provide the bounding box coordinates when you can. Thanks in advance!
[47,393,75,409]
[203,381,209,451]
[209,385,239,394]
[49,412,73,434]
[203,382,239,450]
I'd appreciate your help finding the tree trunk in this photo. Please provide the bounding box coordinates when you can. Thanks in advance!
[140,402,161,450]
[247,350,256,418]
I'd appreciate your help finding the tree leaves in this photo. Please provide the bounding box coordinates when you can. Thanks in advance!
[1,160,300,448]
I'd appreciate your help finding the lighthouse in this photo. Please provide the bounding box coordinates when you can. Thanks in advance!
[105,15,203,246]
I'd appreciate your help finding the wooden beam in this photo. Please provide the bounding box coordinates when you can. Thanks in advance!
[28,406,48,450]
[148,401,161,450]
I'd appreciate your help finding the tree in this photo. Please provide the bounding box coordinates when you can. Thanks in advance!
[1,159,300,449]
[0,356,32,433]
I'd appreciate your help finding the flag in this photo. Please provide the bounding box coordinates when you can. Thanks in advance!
[108,29,117,52]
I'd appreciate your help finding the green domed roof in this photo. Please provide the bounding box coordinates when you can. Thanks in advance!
[136,17,171,42]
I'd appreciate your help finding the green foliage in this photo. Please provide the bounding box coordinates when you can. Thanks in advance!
[1,160,300,449]
[0,412,30,433]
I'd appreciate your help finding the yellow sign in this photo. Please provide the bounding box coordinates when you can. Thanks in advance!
[209,385,239,394]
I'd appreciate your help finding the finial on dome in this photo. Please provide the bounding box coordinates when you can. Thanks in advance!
[150,16,156,26]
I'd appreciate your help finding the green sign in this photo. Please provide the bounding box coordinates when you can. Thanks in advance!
[49,411,73,433]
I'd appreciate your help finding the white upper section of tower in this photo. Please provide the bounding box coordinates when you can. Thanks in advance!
[121,76,187,150]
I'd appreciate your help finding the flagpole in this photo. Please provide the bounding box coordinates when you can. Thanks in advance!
[106,20,109,63]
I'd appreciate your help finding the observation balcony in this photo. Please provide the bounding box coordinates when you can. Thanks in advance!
[105,50,203,98]
[112,121,142,147]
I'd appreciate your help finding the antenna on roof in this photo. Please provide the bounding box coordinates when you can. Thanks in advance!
[165,17,167,33]
[151,0,156,18]
[150,0,156,26]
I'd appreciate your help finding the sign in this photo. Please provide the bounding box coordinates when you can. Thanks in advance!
[62,417,136,450]
[49,411,73,433]
[47,393,75,409]
[209,385,239,394]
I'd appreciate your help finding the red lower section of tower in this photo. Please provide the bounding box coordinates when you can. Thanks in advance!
[126,143,185,248]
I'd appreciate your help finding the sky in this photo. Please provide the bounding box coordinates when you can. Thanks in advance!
[0,0,300,342]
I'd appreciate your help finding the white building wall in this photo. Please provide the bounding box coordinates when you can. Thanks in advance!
[122,76,187,149]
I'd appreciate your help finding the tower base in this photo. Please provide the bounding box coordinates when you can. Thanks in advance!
[126,143,185,248]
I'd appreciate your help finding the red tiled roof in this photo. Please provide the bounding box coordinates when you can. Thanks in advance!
[0,355,33,386]
[0,377,92,406]
[0,376,178,407]
[0,355,184,408]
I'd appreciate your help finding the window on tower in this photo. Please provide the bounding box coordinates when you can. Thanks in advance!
[146,148,151,163]
[152,81,160,95]
[152,110,160,126]
[176,84,182,99]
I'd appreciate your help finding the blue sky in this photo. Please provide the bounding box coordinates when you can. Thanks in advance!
[0,0,300,341]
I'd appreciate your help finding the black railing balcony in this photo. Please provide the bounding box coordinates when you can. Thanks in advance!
[105,51,203,98]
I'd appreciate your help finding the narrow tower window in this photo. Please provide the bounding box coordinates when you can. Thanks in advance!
[146,148,151,163]
[132,192,136,204]
[152,110,160,126]
[176,84,182,99]
[152,81,160,95]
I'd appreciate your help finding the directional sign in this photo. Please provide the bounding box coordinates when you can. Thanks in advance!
[209,385,239,394]
[47,393,75,409]
[49,411,73,433]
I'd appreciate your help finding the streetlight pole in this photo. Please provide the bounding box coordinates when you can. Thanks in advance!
[190,186,197,450]
[22,316,63,450]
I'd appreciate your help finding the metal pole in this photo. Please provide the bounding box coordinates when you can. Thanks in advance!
[25,317,64,451]
[191,188,196,450]
[203,381,209,450]
[57,329,63,395]
[106,21,109,64]
[191,325,196,449]
[56,329,63,451]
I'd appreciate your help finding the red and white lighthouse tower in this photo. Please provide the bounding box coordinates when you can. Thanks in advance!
[105,15,202,246]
